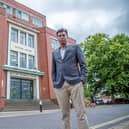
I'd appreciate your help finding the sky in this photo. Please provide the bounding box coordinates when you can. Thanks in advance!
[15,0,129,43]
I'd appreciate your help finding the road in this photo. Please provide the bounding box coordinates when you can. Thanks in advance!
[0,104,129,129]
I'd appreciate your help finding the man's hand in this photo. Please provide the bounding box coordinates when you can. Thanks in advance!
[80,80,84,85]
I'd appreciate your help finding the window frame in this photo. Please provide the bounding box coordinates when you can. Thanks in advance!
[16,9,29,22]
[11,28,18,43]
[20,53,27,68]
[32,17,43,27]
[28,55,35,69]
[28,34,34,48]
[20,31,26,46]
[10,50,18,66]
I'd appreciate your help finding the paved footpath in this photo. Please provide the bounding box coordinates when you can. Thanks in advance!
[0,109,59,117]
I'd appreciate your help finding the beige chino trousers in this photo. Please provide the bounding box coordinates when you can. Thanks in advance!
[55,81,89,129]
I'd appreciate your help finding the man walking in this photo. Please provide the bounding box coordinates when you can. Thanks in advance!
[52,28,89,129]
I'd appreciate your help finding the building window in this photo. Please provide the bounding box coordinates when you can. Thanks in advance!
[0,2,13,15]
[4,4,13,15]
[51,39,59,49]
[0,2,3,8]
[20,53,26,68]
[28,34,34,48]
[10,51,18,66]
[16,10,29,21]
[28,55,35,69]
[20,31,26,45]
[32,17,43,27]
[11,28,18,43]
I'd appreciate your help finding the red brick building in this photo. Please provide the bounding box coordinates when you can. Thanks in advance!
[0,0,75,110]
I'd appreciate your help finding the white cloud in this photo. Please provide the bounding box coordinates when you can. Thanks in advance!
[15,0,129,43]
[47,11,78,29]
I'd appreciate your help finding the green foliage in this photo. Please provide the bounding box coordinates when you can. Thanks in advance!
[84,87,90,98]
[81,33,129,98]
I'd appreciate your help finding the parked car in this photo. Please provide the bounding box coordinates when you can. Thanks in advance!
[103,98,112,104]
[95,98,104,105]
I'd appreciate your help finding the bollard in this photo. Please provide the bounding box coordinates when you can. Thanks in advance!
[39,100,43,112]
[69,99,73,108]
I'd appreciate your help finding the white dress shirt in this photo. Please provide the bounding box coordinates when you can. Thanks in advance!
[60,48,66,60]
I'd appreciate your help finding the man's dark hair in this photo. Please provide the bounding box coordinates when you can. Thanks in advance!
[56,28,68,36]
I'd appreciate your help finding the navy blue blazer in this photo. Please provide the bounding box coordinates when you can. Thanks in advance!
[52,44,87,88]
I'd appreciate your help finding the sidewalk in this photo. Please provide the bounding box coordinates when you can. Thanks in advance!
[0,109,60,118]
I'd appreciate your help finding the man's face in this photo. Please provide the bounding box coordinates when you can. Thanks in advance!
[57,31,68,47]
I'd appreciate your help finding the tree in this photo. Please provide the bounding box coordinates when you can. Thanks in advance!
[81,33,129,99]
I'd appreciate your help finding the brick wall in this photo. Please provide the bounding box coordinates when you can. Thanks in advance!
[0,10,8,110]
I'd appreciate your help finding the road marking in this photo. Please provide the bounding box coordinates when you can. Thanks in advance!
[90,115,129,129]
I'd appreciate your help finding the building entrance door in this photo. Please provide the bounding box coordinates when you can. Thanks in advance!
[10,78,33,99]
